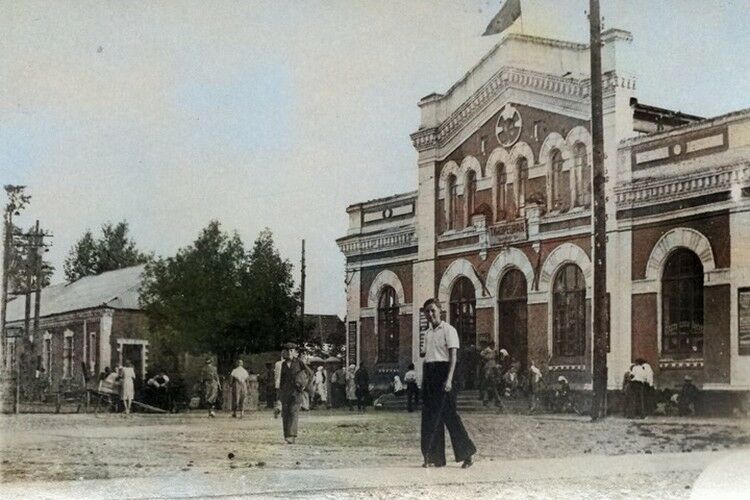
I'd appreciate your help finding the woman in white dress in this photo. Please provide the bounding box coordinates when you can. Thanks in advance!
[119,360,137,415]
[313,366,328,408]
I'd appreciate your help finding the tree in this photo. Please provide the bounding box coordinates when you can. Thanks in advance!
[7,223,54,294]
[139,222,301,375]
[64,221,149,282]
[62,230,97,283]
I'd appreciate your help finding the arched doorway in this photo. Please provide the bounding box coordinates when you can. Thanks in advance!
[377,285,400,364]
[450,277,477,389]
[450,277,476,347]
[662,249,704,356]
[497,269,528,369]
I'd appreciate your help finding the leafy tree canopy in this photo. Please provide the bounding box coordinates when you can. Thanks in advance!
[64,221,149,282]
[7,223,54,293]
[139,222,301,374]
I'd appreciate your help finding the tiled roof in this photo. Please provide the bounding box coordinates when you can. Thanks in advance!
[5,264,146,322]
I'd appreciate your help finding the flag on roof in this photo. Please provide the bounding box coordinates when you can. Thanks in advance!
[483,0,522,36]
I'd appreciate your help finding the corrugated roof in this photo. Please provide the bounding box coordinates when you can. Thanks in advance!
[5,264,146,322]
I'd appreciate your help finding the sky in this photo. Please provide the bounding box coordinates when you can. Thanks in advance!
[2,0,749,317]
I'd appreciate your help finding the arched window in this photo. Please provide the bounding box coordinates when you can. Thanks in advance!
[446,174,458,230]
[450,277,476,347]
[516,157,528,213]
[662,249,704,356]
[498,269,528,367]
[466,170,477,225]
[377,286,399,363]
[550,149,564,210]
[496,163,506,220]
[573,143,590,207]
[552,264,586,357]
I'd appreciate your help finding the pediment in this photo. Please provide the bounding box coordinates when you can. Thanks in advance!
[412,67,632,159]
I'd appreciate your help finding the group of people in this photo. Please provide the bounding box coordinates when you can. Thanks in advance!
[270,297,477,468]
[96,360,137,415]
[200,358,260,418]
[623,358,700,418]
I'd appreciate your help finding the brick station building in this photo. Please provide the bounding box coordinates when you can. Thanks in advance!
[3,265,150,388]
[337,29,750,401]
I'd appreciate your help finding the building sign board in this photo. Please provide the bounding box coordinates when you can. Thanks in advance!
[738,288,750,355]
[347,321,358,365]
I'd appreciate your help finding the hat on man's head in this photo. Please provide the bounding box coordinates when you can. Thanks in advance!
[281,342,298,350]
[684,375,693,381]
[204,357,212,364]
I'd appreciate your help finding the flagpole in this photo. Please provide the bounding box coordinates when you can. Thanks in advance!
[589,0,608,421]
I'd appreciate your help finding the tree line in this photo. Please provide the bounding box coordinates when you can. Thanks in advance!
[64,220,305,375]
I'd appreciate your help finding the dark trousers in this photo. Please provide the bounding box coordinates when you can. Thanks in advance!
[281,391,301,438]
[406,382,419,412]
[629,381,646,418]
[420,362,476,465]
[355,387,368,411]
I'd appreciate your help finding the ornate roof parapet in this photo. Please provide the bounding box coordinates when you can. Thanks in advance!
[337,227,417,258]
[614,161,750,209]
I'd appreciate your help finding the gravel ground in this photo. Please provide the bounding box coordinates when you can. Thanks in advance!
[0,409,748,485]
[274,471,697,500]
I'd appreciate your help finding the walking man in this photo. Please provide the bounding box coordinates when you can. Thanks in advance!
[201,357,221,418]
[420,298,476,468]
[230,359,249,418]
[278,343,310,444]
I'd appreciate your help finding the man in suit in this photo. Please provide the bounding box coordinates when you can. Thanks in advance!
[278,343,310,444]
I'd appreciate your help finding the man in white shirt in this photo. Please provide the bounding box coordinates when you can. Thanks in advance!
[230,359,250,418]
[629,358,653,418]
[420,298,477,469]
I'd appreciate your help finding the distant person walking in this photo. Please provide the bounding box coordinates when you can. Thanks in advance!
[354,364,370,412]
[278,343,310,444]
[420,298,476,469]
[230,359,250,418]
[201,357,221,417]
[345,364,357,411]
[119,360,137,416]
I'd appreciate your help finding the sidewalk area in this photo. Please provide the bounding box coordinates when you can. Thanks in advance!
[0,448,743,499]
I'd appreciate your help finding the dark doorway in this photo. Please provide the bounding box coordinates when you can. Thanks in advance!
[450,277,477,390]
[498,269,528,370]
[450,277,476,347]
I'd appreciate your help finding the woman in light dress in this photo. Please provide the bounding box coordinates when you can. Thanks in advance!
[119,360,137,415]
[313,366,328,408]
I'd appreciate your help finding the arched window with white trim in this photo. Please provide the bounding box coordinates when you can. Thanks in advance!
[446,174,458,230]
[573,142,590,207]
[662,249,704,356]
[465,169,477,225]
[377,286,399,363]
[495,163,507,220]
[552,264,586,357]
[516,157,528,213]
[550,149,564,210]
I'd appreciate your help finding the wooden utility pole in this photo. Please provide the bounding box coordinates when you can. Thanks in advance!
[300,239,306,339]
[589,0,608,420]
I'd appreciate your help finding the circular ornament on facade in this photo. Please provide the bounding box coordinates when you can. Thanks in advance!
[495,103,522,148]
[382,208,393,219]
[672,144,682,156]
